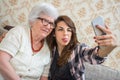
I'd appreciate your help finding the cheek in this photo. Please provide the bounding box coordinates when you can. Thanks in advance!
[49,29,53,34]
[55,31,59,37]
[31,21,41,27]
[55,32,61,41]
[69,33,72,39]
[50,30,52,33]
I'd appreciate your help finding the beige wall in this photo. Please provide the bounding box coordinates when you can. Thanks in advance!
[0,0,120,70]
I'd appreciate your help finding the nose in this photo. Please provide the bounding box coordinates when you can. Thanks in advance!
[63,30,68,35]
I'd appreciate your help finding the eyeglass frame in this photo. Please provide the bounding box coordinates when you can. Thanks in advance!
[37,17,55,28]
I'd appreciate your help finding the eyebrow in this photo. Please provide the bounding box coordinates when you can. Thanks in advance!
[37,17,53,24]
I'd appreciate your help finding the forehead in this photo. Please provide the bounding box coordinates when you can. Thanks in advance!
[39,14,54,22]
[56,21,69,28]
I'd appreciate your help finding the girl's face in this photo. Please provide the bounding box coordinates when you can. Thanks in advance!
[55,21,72,48]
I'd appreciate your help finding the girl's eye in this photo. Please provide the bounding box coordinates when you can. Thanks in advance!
[68,29,72,32]
[58,28,63,31]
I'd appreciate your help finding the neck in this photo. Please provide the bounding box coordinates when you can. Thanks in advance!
[57,45,64,56]
[30,29,44,53]
[31,28,43,42]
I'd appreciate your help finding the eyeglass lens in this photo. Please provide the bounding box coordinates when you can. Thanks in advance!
[37,17,54,28]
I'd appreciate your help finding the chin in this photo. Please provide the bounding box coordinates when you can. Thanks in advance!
[42,34,48,38]
[62,43,69,46]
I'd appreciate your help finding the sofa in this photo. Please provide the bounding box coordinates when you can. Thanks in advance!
[84,62,120,80]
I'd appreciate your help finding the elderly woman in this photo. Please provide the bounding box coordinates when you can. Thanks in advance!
[0,3,58,80]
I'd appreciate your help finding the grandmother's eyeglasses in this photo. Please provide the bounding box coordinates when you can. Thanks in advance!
[37,17,54,28]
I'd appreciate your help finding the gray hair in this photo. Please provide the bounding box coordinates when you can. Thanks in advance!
[28,3,59,23]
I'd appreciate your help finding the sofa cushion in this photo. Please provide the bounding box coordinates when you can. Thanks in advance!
[84,62,120,80]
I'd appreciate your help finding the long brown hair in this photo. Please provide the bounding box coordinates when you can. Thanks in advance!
[46,15,79,66]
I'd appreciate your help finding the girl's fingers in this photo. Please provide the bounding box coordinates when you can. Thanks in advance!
[96,25,106,33]
[95,39,113,46]
[94,24,117,47]
[105,24,109,29]
[96,24,112,34]
[95,34,112,40]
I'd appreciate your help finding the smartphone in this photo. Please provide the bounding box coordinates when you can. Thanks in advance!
[91,16,106,36]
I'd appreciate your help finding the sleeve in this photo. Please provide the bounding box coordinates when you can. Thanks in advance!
[41,62,50,77]
[78,43,105,64]
[0,26,22,57]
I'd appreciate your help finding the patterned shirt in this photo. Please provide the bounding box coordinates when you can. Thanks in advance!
[50,43,105,80]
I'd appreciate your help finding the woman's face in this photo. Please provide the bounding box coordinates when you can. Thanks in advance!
[55,21,72,48]
[31,14,54,38]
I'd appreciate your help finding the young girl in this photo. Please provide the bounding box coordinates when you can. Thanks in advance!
[47,15,117,80]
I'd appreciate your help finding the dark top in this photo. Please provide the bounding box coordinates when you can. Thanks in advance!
[49,43,105,80]
[49,48,74,80]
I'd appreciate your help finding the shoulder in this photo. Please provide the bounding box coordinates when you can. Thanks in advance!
[72,43,90,55]
[75,43,89,49]
[8,25,30,35]
[11,25,29,32]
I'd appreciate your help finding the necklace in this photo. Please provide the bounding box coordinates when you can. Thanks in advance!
[30,29,44,52]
